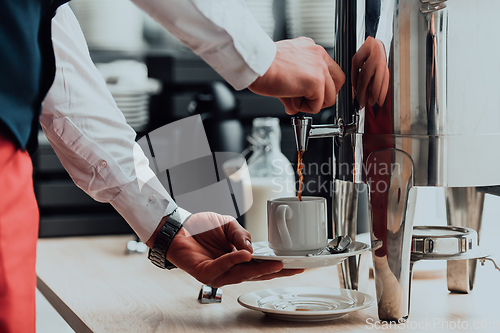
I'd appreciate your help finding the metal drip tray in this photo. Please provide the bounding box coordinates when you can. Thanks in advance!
[411,226,480,260]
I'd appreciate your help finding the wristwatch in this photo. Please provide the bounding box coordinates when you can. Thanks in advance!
[148,207,192,269]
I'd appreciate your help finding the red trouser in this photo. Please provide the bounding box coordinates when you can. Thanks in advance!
[0,133,38,333]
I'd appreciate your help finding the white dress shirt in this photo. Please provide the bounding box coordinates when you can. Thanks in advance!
[41,3,276,242]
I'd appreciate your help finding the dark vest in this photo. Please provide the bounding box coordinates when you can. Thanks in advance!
[0,0,68,152]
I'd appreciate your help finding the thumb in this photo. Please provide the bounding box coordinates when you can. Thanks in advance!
[222,215,253,253]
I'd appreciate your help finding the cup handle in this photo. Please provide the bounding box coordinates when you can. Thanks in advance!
[276,205,293,250]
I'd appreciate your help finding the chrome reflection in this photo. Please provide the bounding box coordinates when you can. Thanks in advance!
[292,0,500,323]
[366,148,416,322]
[445,188,485,293]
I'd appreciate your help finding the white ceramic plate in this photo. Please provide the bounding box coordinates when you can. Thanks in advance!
[252,240,369,269]
[238,287,373,322]
[114,94,149,100]
[119,107,149,114]
[117,100,148,106]
[124,115,149,123]
[125,114,149,122]
[115,99,149,106]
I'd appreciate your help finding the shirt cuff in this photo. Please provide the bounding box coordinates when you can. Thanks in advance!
[130,0,277,91]
[110,178,178,243]
[193,1,277,90]
[199,34,276,90]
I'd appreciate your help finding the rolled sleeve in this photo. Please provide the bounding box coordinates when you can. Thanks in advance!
[131,0,277,90]
[41,4,175,242]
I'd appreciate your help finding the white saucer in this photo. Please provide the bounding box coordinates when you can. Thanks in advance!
[238,287,373,322]
[252,241,370,269]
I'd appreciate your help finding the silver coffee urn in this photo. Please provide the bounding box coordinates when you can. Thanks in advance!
[292,0,500,322]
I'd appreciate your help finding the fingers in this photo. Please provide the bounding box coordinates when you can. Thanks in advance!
[209,260,285,288]
[173,211,305,289]
[367,66,385,107]
[355,56,377,108]
[319,48,340,109]
[296,47,344,113]
[351,38,372,94]
[367,45,386,107]
[291,97,306,112]
[291,91,324,114]
[322,50,345,96]
[221,216,253,253]
[352,37,390,108]
[322,73,337,108]
[205,250,253,281]
[269,39,344,115]
[283,96,323,115]
[378,67,390,106]
[280,98,299,115]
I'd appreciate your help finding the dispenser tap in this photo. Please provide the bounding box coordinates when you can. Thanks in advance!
[291,116,357,152]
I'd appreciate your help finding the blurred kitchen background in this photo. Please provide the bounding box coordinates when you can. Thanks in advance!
[34,0,500,240]
[34,0,340,239]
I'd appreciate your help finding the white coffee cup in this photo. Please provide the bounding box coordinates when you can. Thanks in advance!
[267,196,328,256]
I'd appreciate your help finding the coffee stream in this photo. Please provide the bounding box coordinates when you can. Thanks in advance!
[297,151,304,201]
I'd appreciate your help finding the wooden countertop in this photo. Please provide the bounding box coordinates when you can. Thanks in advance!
[37,235,500,333]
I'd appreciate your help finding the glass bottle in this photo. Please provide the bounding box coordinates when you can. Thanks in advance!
[245,117,296,242]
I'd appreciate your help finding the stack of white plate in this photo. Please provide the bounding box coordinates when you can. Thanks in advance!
[97,61,161,132]
[109,89,152,132]
[70,0,144,51]
[245,0,275,38]
[286,0,335,47]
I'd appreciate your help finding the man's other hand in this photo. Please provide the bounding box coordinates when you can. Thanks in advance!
[166,212,304,288]
[248,37,345,115]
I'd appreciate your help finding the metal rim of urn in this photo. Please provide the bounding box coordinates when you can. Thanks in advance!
[411,226,478,258]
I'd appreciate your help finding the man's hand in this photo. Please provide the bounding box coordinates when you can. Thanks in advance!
[248,37,345,115]
[351,37,390,109]
[166,212,304,288]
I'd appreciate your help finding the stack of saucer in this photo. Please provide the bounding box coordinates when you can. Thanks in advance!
[97,61,161,132]
[245,0,275,38]
[108,89,152,132]
[70,0,144,51]
[286,0,335,47]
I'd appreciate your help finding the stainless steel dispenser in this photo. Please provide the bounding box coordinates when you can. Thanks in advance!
[292,0,500,322]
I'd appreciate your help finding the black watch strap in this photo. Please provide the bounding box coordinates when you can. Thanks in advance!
[148,208,191,270]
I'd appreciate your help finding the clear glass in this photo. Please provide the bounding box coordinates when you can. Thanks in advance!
[244,117,296,242]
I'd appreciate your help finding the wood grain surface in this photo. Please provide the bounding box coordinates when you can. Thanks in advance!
[37,232,500,333]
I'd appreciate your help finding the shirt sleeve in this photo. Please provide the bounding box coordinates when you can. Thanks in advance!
[41,4,177,242]
[130,0,277,90]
